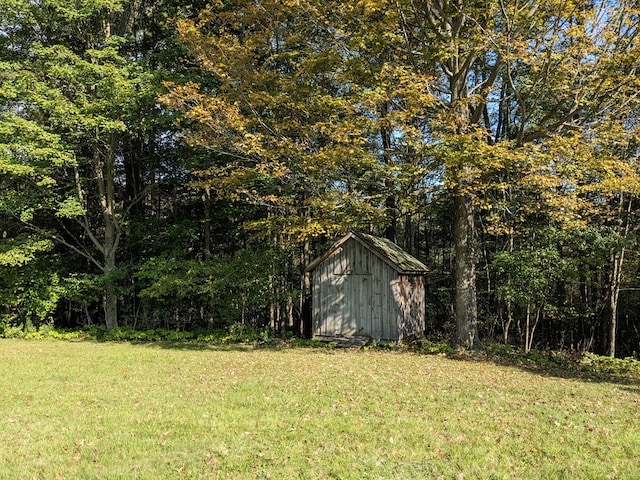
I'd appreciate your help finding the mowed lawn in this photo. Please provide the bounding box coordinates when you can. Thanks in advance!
[1,340,639,479]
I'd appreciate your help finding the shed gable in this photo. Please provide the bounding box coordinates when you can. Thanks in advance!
[306,231,428,275]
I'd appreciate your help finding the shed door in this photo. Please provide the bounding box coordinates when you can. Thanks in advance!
[351,274,379,338]
[316,241,383,338]
[342,245,381,338]
[369,275,383,339]
[325,272,374,337]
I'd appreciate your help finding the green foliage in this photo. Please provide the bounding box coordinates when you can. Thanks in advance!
[90,326,227,343]
[0,234,104,333]
[477,342,640,380]
[0,114,74,169]
[0,323,279,346]
[411,338,457,355]
[492,238,567,308]
[1,324,92,341]
[136,246,297,327]
[55,196,86,218]
[580,352,640,377]
[0,235,53,267]
[288,337,327,348]
[0,237,68,329]
[61,273,102,307]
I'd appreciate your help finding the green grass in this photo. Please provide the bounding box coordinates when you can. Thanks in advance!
[1,340,639,479]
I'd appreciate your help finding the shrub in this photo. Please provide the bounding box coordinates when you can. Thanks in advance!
[412,338,456,355]
[580,352,640,376]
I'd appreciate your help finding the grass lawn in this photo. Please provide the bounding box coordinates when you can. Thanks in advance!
[1,340,638,479]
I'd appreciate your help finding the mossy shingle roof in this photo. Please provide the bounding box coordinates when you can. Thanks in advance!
[306,231,428,274]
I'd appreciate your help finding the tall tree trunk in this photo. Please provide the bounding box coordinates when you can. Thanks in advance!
[605,248,625,357]
[503,232,515,343]
[524,303,543,354]
[103,261,118,329]
[379,101,397,243]
[602,195,632,357]
[504,299,513,344]
[202,187,211,260]
[298,239,311,337]
[404,212,414,254]
[96,133,121,329]
[454,182,478,349]
[447,41,481,348]
[524,303,531,354]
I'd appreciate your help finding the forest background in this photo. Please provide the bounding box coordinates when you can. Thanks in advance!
[2,0,640,358]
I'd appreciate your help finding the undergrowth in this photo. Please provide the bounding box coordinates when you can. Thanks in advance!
[0,322,326,348]
[2,323,639,378]
[475,342,640,379]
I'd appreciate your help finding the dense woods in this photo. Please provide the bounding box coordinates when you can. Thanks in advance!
[2,0,640,357]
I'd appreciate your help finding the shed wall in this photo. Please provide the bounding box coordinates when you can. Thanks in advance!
[395,275,426,339]
[312,238,424,340]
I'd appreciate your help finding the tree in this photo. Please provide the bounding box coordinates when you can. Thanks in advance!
[4,38,144,328]
[0,0,209,329]
[165,1,387,235]
[381,0,640,350]
[162,0,394,331]
[0,6,78,327]
[164,0,640,348]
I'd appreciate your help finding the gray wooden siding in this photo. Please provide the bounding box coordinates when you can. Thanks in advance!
[396,275,426,340]
[312,238,424,340]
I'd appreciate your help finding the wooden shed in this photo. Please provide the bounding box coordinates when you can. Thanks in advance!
[306,231,427,341]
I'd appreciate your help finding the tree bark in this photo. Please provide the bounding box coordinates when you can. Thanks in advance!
[602,195,632,357]
[453,183,479,349]
[202,187,211,260]
[605,248,624,357]
[103,263,118,330]
[379,101,397,243]
[298,239,311,337]
[96,132,121,329]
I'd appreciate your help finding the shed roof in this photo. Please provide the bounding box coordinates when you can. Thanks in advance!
[306,231,428,274]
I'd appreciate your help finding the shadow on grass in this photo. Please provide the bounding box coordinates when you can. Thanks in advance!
[446,349,640,387]
[133,341,257,352]
[129,338,338,354]
[101,334,640,385]
[618,385,640,395]
[9,326,638,385]
[133,337,640,385]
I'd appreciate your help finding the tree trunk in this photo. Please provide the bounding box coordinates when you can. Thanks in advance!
[606,248,625,357]
[525,304,531,353]
[202,187,211,260]
[123,134,146,219]
[601,195,631,357]
[504,300,512,344]
[103,263,118,330]
[96,132,120,329]
[524,303,543,354]
[404,212,414,254]
[298,240,311,337]
[379,101,397,243]
[503,233,515,343]
[607,195,633,357]
[454,185,478,349]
